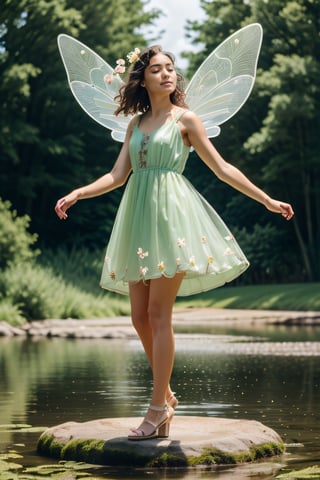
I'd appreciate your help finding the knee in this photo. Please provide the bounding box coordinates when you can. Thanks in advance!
[131,310,149,332]
[147,301,171,332]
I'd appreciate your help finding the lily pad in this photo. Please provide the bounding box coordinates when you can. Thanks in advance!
[0,460,23,472]
[276,465,320,479]
[0,455,23,461]
[0,425,31,431]
[0,472,20,480]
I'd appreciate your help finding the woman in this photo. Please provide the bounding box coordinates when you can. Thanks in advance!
[55,45,294,440]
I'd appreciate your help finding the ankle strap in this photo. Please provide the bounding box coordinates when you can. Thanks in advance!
[149,404,167,412]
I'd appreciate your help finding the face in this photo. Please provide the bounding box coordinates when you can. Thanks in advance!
[141,52,177,95]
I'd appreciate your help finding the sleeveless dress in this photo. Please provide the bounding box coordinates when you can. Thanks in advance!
[100,110,249,296]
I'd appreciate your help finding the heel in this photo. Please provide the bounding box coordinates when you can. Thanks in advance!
[128,403,172,441]
[158,420,170,438]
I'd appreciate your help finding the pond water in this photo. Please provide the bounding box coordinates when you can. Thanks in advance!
[1,320,320,479]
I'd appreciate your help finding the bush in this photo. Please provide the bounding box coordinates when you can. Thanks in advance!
[0,300,24,326]
[1,264,60,320]
[0,262,130,321]
[0,198,40,270]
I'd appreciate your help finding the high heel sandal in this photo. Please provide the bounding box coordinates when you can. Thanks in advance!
[167,393,179,409]
[128,404,173,441]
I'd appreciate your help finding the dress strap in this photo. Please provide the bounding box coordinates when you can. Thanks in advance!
[133,113,142,127]
[174,109,188,123]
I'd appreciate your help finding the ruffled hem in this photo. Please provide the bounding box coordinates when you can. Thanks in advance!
[100,259,249,297]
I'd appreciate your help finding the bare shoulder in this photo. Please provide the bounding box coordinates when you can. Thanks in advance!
[179,109,207,141]
[128,114,141,130]
[179,109,204,130]
[124,114,141,139]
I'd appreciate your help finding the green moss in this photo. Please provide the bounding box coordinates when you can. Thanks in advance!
[252,442,285,460]
[37,434,284,468]
[61,439,106,464]
[37,434,63,459]
[147,452,188,468]
[188,442,285,467]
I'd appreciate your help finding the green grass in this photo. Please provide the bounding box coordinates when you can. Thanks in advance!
[176,283,320,311]
[2,243,319,326]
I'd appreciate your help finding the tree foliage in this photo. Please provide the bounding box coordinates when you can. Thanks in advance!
[0,0,159,248]
[184,0,320,282]
[0,197,39,270]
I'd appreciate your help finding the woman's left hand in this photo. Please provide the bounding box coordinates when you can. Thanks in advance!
[265,198,294,221]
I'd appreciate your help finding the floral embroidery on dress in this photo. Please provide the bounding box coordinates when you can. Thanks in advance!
[208,256,214,264]
[137,247,149,259]
[110,271,116,280]
[176,258,181,265]
[140,266,149,277]
[189,256,196,266]
[201,236,207,243]
[138,135,150,168]
[177,238,186,247]
[224,235,235,241]
[157,261,165,271]
[224,247,235,255]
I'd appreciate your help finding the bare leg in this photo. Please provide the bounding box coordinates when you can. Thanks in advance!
[128,273,184,438]
[130,278,181,403]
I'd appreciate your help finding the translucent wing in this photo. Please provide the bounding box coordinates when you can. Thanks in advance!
[57,34,131,142]
[185,23,263,138]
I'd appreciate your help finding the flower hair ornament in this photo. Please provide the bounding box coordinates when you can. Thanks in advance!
[57,24,263,141]
[104,47,141,84]
[104,48,141,83]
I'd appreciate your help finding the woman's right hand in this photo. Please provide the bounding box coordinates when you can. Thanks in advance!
[54,190,80,220]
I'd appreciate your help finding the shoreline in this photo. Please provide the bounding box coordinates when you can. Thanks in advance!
[1,307,320,338]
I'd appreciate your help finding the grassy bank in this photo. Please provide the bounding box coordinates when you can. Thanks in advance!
[1,246,319,326]
[178,283,320,311]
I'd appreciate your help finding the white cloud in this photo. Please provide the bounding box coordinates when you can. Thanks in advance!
[141,0,206,69]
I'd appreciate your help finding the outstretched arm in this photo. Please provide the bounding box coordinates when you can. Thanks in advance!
[181,111,294,221]
[54,122,133,220]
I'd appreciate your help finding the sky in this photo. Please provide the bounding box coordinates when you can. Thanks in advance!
[142,0,206,69]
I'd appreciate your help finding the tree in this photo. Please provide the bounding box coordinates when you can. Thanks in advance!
[246,0,320,280]
[0,0,159,248]
[183,0,320,282]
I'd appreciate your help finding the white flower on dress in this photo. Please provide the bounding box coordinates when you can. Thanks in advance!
[177,238,186,247]
[157,261,165,271]
[176,258,181,265]
[105,255,110,261]
[137,247,149,259]
[224,235,235,241]
[189,256,196,266]
[224,247,235,255]
[140,266,149,276]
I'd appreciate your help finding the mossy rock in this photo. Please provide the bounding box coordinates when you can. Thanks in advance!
[37,416,284,468]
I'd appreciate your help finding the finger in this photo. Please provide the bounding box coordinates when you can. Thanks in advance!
[55,199,68,220]
[281,204,294,220]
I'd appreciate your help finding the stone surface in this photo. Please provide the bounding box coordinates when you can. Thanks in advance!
[38,416,284,467]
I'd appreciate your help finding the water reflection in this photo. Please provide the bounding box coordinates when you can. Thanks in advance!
[1,325,320,478]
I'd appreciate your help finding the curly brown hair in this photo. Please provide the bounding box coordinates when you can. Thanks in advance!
[114,45,187,116]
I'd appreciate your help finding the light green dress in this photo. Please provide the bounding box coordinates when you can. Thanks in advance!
[100,110,249,296]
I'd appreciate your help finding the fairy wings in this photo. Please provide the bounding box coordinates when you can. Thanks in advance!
[57,23,263,142]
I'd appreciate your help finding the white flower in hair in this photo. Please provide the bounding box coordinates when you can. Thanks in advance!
[127,47,140,64]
